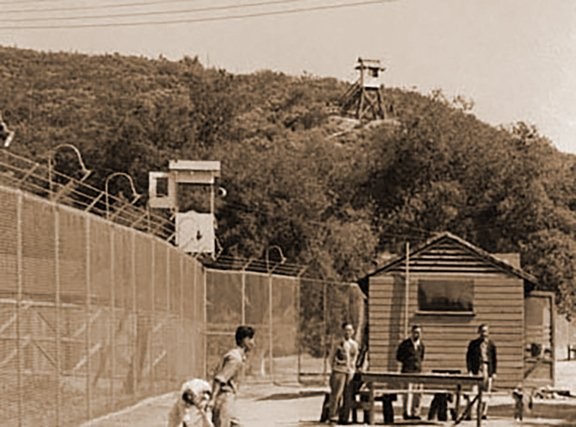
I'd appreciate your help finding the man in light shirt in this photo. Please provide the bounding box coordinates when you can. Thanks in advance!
[327,322,359,424]
[211,325,256,427]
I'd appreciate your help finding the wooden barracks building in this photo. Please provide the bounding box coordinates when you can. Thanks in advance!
[360,232,554,389]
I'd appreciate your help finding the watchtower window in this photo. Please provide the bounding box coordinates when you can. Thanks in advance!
[156,177,169,197]
[417,280,474,313]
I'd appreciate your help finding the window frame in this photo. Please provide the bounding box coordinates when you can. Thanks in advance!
[416,278,475,315]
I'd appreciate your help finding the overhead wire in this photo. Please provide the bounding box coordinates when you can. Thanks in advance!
[0,0,387,30]
[2,0,310,20]
[0,0,63,5]
[2,0,207,14]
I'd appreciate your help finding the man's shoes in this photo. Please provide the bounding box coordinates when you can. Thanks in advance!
[482,415,488,420]
[403,413,422,420]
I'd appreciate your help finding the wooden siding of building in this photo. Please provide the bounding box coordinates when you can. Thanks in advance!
[368,243,525,390]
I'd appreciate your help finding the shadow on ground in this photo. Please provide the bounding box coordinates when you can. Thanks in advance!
[258,390,327,401]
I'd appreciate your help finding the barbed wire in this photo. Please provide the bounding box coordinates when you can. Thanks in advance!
[0,149,174,240]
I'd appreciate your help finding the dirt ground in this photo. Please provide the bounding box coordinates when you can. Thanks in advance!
[81,361,576,427]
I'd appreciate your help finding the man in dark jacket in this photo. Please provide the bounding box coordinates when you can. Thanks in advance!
[466,324,497,420]
[396,325,425,420]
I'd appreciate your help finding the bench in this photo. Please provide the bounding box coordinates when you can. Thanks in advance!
[360,372,486,426]
[322,387,483,425]
[319,390,397,424]
[351,387,467,424]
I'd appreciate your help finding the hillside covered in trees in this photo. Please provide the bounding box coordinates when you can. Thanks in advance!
[1,45,576,317]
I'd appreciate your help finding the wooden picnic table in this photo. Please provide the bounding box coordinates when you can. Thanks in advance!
[359,371,486,426]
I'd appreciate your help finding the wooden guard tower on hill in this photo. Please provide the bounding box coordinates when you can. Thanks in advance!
[341,58,386,121]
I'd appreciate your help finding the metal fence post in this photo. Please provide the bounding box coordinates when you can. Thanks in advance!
[110,226,116,408]
[296,274,302,382]
[131,230,137,396]
[322,281,328,378]
[165,246,170,385]
[202,266,208,379]
[54,204,62,425]
[85,215,92,420]
[150,240,156,393]
[16,191,23,427]
[241,269,246,325]
[268,274,273,381]
[179,253,184,377]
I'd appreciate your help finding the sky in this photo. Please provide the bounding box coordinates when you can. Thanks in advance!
[1,0,576,153]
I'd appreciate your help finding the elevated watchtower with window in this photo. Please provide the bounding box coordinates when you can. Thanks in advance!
[341,58,386,121]
[148,160,221,255]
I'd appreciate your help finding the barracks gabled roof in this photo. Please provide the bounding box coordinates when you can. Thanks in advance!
[362,231,538,286]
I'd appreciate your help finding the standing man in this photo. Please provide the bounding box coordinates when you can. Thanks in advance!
[211,325,256,427]
[327,322,359,424]
[396,324,425,420]
[466,324,497,420]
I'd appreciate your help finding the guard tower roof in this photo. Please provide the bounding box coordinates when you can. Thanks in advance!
[355,58,385,70]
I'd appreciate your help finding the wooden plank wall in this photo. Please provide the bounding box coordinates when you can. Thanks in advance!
[368,245,525,390]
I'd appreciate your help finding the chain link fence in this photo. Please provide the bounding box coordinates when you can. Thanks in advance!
[201,261,366,386]
[0,150,364,425]
[298,278,367,384]
[204,269,301,384]
[0,186,205,427]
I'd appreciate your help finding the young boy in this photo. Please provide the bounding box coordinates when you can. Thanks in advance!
[168,378,213,427]
[211,325,256,427]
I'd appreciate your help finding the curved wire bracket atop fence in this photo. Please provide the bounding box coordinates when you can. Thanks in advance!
[265,245,287,274]
[47,143,92,201]
[104,172,141,220]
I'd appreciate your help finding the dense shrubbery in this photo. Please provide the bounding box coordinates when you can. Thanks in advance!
[1,46,576,318]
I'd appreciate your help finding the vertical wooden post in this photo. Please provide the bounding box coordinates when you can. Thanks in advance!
[455,384,461,420]
[404,242,410,337]
[477,387,483,427]
[368,380,375,425]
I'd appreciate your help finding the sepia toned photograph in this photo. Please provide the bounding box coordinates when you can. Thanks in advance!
[1,1,576,426]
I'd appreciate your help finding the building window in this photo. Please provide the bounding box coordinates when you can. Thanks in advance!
[417,280,474,313]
